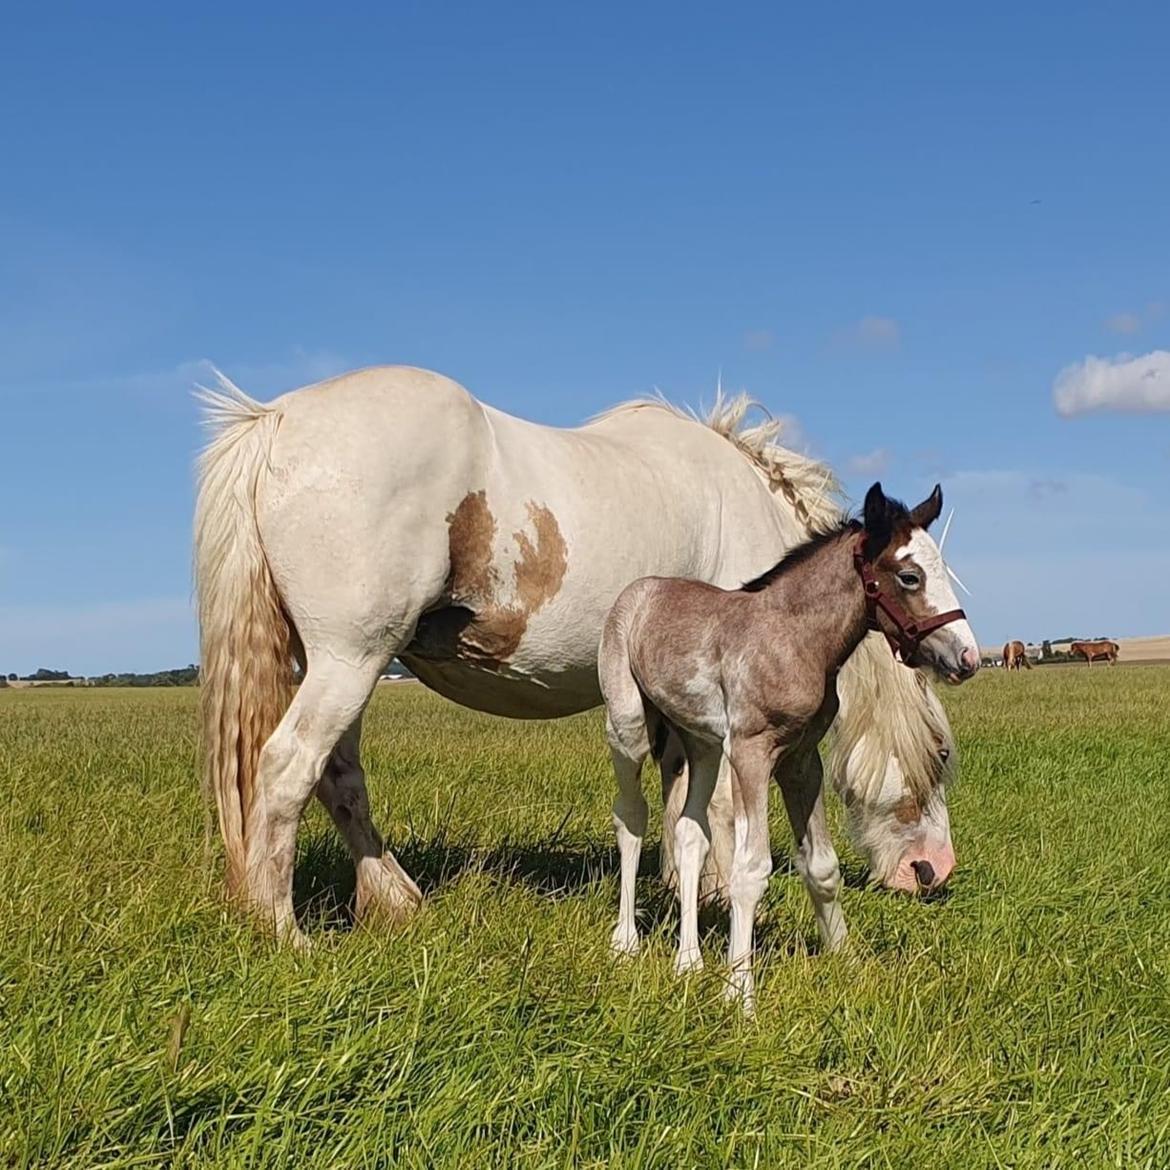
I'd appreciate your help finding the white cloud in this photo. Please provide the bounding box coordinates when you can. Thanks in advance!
[847,448,891,476]
[833,315,901,353]
[742,328,775,353]
[1027,477,1068,501]
[1105,313,1142,335]
[1053,350,1170,416]
[1104,302,1166,336]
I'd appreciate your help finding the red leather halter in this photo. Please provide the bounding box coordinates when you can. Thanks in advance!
[853,537,967,664]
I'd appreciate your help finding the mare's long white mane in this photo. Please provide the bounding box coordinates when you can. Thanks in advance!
[595,390,843,538]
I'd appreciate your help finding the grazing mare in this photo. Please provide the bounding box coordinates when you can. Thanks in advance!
[1003,640,1032,670]
[599,484,979,1008]
[1070,639,1120,666]
[195,366,961,947]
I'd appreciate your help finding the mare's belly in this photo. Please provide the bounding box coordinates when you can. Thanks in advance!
[399,653,602,719]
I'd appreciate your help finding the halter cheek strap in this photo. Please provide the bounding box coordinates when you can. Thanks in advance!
[853,538,967,664]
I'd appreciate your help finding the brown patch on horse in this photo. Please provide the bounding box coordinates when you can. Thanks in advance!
[426,492,568,668]
[892,796,921,825]
[446,490,498,600]
[512,503,568,613]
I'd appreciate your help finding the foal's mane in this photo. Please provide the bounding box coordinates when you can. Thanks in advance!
[740,520,861,592]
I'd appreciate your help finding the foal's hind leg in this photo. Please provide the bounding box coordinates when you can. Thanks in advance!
[317,718,422,925]
[603,698,652,956]
[674,738,723,975]
[608,737,649,956]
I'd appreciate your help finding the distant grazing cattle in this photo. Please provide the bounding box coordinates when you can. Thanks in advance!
[1002,640,1032,670]
[1069,639,1119,666]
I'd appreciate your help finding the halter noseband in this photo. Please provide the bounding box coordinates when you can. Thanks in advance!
[853,537,967,664]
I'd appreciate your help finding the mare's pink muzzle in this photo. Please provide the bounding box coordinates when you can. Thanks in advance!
[890,841,956,894]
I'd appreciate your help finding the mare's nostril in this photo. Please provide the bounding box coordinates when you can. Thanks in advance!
[910,860,935,889]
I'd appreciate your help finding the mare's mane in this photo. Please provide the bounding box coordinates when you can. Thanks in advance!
[592,390,843,533]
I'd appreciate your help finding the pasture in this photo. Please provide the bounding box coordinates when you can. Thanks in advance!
[2,667,1168,1167]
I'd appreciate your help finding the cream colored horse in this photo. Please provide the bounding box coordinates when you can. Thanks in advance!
[195,365,958,946]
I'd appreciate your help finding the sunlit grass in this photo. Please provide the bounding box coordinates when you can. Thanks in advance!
[2,667,1168,1166]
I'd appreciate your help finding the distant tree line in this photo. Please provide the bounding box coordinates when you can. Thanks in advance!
[90,665,200,687]
[4,660,415,687]
[2,665,200,687]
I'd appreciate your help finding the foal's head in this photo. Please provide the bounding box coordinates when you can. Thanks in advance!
[860,482,980,684]
[833,484,979,895]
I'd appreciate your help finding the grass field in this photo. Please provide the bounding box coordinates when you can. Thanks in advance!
[2,667,1169,1167]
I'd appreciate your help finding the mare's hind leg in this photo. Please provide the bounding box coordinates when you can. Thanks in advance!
[317,717,422,925]
[674,738,723,975]
[243,655,385,947]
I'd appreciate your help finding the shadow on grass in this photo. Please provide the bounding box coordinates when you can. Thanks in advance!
[292,828,947,938]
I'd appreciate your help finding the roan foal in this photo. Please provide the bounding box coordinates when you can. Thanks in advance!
[598,483,980,1008]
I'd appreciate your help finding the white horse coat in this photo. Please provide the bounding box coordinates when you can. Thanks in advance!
[196,365,956,944]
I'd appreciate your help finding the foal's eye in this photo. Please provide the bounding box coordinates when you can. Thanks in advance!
[897,571,921,590]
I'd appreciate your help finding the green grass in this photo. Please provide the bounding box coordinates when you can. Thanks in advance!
[2,667,1169,1167]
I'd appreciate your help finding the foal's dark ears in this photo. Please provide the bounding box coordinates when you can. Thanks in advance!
[909,484,943,529]
[862,482,896,556]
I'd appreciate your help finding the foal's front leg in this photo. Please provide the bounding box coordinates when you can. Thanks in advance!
[779,749,847,953]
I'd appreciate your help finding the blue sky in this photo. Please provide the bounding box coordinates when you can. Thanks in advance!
[2,2,1167,674]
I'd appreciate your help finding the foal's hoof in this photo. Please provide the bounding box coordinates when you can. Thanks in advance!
[674,948,704,976]
[722,970,755,1014]
[610,925,641,957]
[272,917,313,953]
[287,929,314,954]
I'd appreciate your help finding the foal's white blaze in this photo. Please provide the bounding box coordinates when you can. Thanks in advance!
[897,529,980,682]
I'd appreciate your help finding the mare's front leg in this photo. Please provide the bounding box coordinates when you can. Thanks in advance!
[779,748,847,953]
[723,733,777,1012]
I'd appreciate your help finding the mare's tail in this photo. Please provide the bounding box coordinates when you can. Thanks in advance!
[194,374,294,897]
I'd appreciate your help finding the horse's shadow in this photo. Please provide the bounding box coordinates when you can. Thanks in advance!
[292,828,893,945]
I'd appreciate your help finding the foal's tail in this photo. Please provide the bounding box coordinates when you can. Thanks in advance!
[194,374,293,897]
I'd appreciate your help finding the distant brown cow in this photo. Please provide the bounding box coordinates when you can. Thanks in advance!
[1002,640,1032,670]
[1069,639,1120,666]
